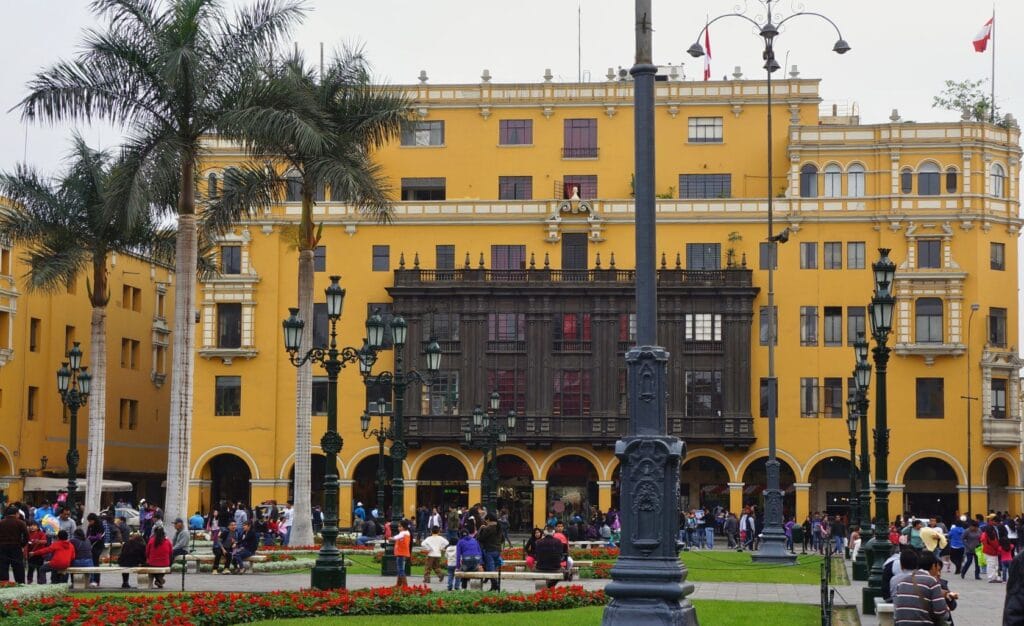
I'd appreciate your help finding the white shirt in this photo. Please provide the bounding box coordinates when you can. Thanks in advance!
[421,534,449,558]
[280,507,293,529]
[445,544,458,566]
[428,513,442,529]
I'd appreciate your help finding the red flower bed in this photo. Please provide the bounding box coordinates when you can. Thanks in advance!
[1,585,605,624]
[0,581,17,588]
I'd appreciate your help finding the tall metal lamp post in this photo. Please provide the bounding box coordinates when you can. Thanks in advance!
[363,312,441,575]
[282,275,369,590]
[845,391,859,555]
[862,249,896,613]
[464,391,516,514]
[361,401,393,575]
[964,303,980,518]
[56,342,91,515]
[688,0,849,565]
[851,332,872,581]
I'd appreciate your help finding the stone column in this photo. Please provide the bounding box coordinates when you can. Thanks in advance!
[793,482,811,522]
[404,480,418,519]
[1007,487,1024,516]
[338,480,354,528]
[532,480,548,526]
[728,482,745,514]
[188,479,211,515]
[598,480,614,512]
[468,480,482,509]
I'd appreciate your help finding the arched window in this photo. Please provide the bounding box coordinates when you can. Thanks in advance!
[848,164,865,198]
[918,162,940,196]
[992,163,1006,198]
[285,173,303,202]
[945,167,958,194]
[799,164,818,198]
[823,164,842,198]
[915,298,943,343]
[207,172,218,199]
[900,168,913,194]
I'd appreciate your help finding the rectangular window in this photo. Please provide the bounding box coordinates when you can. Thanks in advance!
[759,306,777,346]
[401,177,446,201]
[221,245,241,274]
[488,369,526,414]
[822,378,843,418]
[487,312,526,351]
[27,386,38,420]
[366,303,394,349]
[498,176,532,200]
[688,117,723,143]
[847,307,866,345]
[119,399,139,430]
[686,243,721,270]
[847,242,866,269]
[29,318,40,352]
[759,378,777,418]
[554,313,592,352]
[684,313,722,342]
[562,119,598,158]
[562,175,598,199]
[991,379,1007,419]
[216,303,242,348]
[214,376,242,416]
[824,307,842,346]
[823,242,842,269]
[618,369,628,414]
[800,242,817,269]
[121,286,142,311]
[436,245,455,270]
[400,120,444,146]
[684,370,722,416]
[311,377,328,415]
[915,378,944,418]
[372,245,390,272]
[428,312,460,343]
[678,174,731,199]
[552,369,592,416]
[989,307,1008,347]
[800,306,818,346]
[154,344,166,375]
[918,239,942,268]
[156,291,166,318]
[64,325,75,353]
[422,370,460,416]
[759,242,777,270]
[991,242,1006,270]
[499,119,532,145]
[800,378,819,417]
[311,303,328,348]
[490,245,526,270]
[365,379,392,414]
[618,313,637,352]
[120,338,141,369]
[314,246,326,272]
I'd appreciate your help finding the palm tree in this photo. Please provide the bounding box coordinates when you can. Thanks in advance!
[240,48,409,545]
[18,0,307,522]
[0,134,166,516]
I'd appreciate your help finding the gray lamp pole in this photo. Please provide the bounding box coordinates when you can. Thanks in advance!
[964,303,979,518]
[602,3,696,624]
[361,404,393,575]
[282,275,368,590]
[464,393,516,514]
[862,249,896,614]
[851,333,872,581]
[56,342,91,517]
[845,391,859,555]
[687,0,850,566]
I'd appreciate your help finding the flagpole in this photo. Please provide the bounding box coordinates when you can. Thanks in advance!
[990,6,995,122]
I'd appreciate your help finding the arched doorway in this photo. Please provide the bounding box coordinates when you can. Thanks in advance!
[352,455,392,518]
[680,456,729,512]
[987,459,1012,514]
[416,454,468,514]
[204,454,252,512]
[546,455,598,523]
[288,454,326,508]
[903,458,958,523]
[741,457,796,519]
[807,456,855,517]
[495,454,533,530]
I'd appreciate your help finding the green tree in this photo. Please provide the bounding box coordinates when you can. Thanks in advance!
[0,135,168,516]
[18,0,306,522]
[932,78,1004,124]
[238,47,409,545]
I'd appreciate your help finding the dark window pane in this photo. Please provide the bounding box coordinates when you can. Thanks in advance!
[499,119,533,145]
[285,176,302,202]
[847,307,866,345]
[800,164,818,198]
[488,369,526,414]
[372,245,390,271]
[314,246,326,272]
[563,119,598,157]
[312,303,328,348]
[800,242,817,269]
[915,298,943,343]
[759,377,777,418]
[563,175,597,199]
[918,240,941,268]
[436,245,455,270]
[221,246,241,274]
[800,306,818,346]
[946,167,958,193]
[823,378,843,417]
[823,242,842,269]
[900,169,913,194]
[684,370,722,416]
[491,245,526,270]
[824,307,842,346]
[759,242,776,270]
[687,243,721,270]
[759,306,777,346]
[989,307,1007,347]
[991,243,1005,270]
[687,117,723,143]
[311,377,328,415]
[552,369,592,416]
[991,379,1007,419]
[423,370,459,415]
[915,378,944,418]
[800,378,819,416]
[847,242,866,269]
[401,177,446,201]
[217,303,241,348]
[498,176,532,200]
[561,233,588,271]
[678,174,731,198]
[215,376,241,416]
[401,121,444,146]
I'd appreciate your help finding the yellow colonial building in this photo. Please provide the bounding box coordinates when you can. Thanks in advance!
[0,244,175,505]
[191,74,1023,530]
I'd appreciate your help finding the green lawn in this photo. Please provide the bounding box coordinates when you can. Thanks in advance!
[247,601,818,626]
[680,550,833,585]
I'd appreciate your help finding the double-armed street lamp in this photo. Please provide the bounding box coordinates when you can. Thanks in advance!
[862,249,896,613]
[464,391,517,514]
[687,0,850,566]
[845,390,859,553]
[851,332,873,581]
[282,275,372,590]
[56,342,91,515]
[360,400,393,575]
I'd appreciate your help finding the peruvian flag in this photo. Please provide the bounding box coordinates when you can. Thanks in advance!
[973,17,993,52]
[703,24,712,80]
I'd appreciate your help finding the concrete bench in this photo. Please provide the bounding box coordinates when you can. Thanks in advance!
[66,566,171,590]
[875,599,894,626]
[182,553,268,573]
[454,570,568,590]
[502,559,593,567]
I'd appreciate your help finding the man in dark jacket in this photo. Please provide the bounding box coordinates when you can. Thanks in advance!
[1004,548,1024,625]
[0,506,29,583]
[477,514,503,591]
[213,520,237,574]
[231,520,259,572]
[117,532,147,589]
[535,526,566,588]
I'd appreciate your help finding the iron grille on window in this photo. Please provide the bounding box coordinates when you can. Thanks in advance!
[678,174,731,198]
[487,313,525,352]
[684,370,722,416]
[552,369,592,416]
[554,313,592,352]
[488,369,526,414]
[499,120,533,145]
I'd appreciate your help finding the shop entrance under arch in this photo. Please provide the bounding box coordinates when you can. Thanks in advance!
[807,456,855,518]
[546,455,598,523]
[903,457,958,523]
[741,457,796,519]
[986,458,1012,514]
[202,454,252,512]
[416,454,468,514]
[352,454,392,520]
[494,454,533,530]
[287,454,326,510]
[679,456,730,512]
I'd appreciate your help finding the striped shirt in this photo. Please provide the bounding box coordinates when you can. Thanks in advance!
[893,571,950,625]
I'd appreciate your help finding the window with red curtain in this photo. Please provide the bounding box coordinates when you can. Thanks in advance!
[487,369,526,414]
[554,313,591,351]
[553,369,592,416]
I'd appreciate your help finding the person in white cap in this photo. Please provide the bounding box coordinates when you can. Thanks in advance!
[354,502,366,523]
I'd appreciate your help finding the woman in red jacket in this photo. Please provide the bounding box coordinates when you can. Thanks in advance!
[29,529,75,584]
[25,521,49,584]
[982,524,1003,583]
[145,526,172,588]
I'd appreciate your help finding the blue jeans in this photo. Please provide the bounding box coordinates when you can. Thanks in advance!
[705,527,715,549]
[483,550,501,589]
[446,565,456,590]
[395,556,407,580]
[833,536,843,555]
[232,548,254,569]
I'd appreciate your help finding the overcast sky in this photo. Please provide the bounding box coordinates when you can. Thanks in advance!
[0,1,1017,173]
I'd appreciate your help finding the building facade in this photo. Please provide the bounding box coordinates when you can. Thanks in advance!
[192,75,1023,529]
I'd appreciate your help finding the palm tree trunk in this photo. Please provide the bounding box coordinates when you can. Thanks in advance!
[84,302,107,517]
[290,191,315,546]
[165,194,198,523]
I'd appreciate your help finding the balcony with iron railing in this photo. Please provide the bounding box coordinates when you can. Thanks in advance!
[394,266,753,288]
[552,340,592,354]
[561,146,599,159]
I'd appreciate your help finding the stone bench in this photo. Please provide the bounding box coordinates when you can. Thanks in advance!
[182,553,268,573]
[454,570,568,590]
[875,598,894,626]
[65,566,171,590]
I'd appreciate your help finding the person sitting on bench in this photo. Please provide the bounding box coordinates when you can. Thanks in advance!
[534,526,567,588]
[118,532,147,589]
[30,530,74,584]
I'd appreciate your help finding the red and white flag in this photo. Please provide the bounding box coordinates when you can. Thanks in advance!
[973,17,993,52]
[703,24,712,80]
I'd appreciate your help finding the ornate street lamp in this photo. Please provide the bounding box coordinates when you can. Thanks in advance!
[862,249,896,613]
[361,401,393,575]
[687,0,850,567]
[852,332,872,581]
[845,389,859,557]
[464,392,516,514]
[56,341,91,515]
[282,275,368,590]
